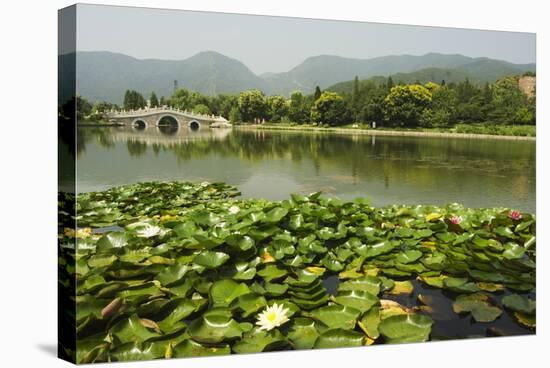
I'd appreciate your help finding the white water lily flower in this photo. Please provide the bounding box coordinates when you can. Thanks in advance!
[228,205,240,214]
[256,303,290,331]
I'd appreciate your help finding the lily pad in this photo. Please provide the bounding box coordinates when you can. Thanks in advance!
[452,293,502,322]
[378,314,433,343]
[313,329,364,349]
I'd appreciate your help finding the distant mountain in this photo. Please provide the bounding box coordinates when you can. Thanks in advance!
[327,60,537,94]
[74,51,267,104]
[68,51,535,103]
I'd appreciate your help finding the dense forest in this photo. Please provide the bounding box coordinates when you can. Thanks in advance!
[70,73,535,129]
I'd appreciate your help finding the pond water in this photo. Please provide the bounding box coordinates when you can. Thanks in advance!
[76,126,535,213]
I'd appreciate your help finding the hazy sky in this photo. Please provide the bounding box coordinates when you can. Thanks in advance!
[76,4,536,75]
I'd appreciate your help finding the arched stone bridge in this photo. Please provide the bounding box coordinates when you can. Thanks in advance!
[105,107,231,131]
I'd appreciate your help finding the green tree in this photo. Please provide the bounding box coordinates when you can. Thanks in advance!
[387,76,394,92]
[159,96,166,106]
[311,91,349,126]
[150,92,159,107]
[229,106,242,122]
[267,95,289,122]
[123,90,146,110]
[288,91,309,123]
[193,104,211,115]
[75,95,92,121]
[238,90,267,122]
[313,86,322,101]
[383,85,432,127]
[490,76,529,125]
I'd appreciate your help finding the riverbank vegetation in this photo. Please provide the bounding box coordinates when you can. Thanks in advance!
[70,73,536,136]
[60,181,536,362]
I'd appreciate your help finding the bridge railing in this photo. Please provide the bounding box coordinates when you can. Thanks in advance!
[105,106,228,122]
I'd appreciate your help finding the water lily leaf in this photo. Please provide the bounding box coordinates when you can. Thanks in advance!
[502,294,536,314]
[232,328,288,354]
[109,341,166,361]
[88,254,117,268]
[418,275,447,288]
[494,227,515,239]
[379,300,414,319]
[515,220,533,233]
[443,277,480,293]
[314,329,364,349]
[193,251,229,269]
[395,250,423,264]
[502,243,526,260]
[414,229,433,239]
[321,254,345,272]
[257,264,288,282]
[287,318,320,349]
[264,282,289,296]
[156,264,190,286]
[187,313,243,343]
[231,293,267,318]
[226,235,255,251]
[378,314,433,343]
[96,232,128,250]
[513,312,536,329]
[309,304,361,330]
[333,290,379,313]
[356,241,397,259]
[387,280,414,295]
[110,315,161,344]
[191,211,221,226]
[358,306,380,339]
[209,279,251,307]
[394,227,415,238]
[453,293,502,322]
[264,207,288,223]
[173,339,231,358]
[476,282,504,292]
[157,299,205,333]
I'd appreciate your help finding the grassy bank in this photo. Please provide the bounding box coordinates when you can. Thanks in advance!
[234,123,535,140]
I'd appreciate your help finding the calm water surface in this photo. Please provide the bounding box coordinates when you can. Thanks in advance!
[75,126,535,213]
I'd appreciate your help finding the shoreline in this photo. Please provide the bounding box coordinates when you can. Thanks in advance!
[234,124,536,141]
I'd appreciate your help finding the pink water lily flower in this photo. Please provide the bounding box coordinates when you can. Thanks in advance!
[509,210,522,221]
[450,216,462,225]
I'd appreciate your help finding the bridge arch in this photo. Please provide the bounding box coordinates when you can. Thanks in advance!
[132,119,148,130]
[188,120,201,131]
[156,115,180,135]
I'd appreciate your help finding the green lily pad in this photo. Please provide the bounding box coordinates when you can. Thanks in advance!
[378,314,433,343]
[187,313,243,343]
[395,250,423,264]
[173,339,231,358]
[193,251,230,269]
[338,276,381,295]
[287,318,320,349]
[313,329,364,349]
[232,328,288,354]
[210,279,251,307]
[332,290,379,313]
[309,304,361,330]
[502,294,536,314]
[453,293,502,322]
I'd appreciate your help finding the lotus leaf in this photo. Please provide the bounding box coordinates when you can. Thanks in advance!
[309,304,361,330]
[314,329,364,349]
[453,293,502,322]
[210,280,251,307]
[502,294,536,314]
[287,318,320,349]
[378,314,433,343]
